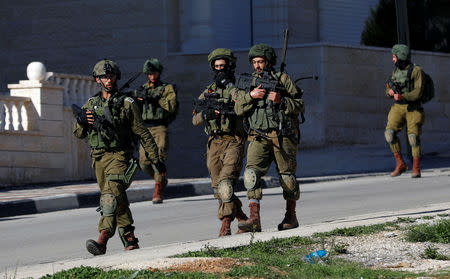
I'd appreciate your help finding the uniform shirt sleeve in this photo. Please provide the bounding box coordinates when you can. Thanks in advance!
[192,90,206,126]
[402,66,424,102]
[234,90,255,116]
[124,98,160,163]
[72,101,91,139]
[279,73,304,115]
[158,84,177,113]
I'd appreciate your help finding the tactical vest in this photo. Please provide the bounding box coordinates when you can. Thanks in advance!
[138,83,169,124]
[86,93,133,150]
[204,83,240,136]
[392,65,414,93]
[247,72,296,135]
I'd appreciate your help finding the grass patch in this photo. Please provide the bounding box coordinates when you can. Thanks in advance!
[39,266,216,279]
[312,222,399,238]
[405,219,450,243]
[422,245,449,261]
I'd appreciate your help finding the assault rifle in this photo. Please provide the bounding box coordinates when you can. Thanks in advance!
[386,78,402,95]
[193,94,236,117]
[71,104,115,145]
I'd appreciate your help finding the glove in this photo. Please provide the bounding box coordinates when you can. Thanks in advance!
[153,160,167,175]
[202,109,216,121]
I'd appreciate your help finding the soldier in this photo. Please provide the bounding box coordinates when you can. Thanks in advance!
[132,58,177,203]
[235,44,304,232]
[385,44,425,178]
[73,59,166,255]
[192,48,249,236]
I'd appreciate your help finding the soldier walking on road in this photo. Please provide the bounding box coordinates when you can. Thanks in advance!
[235,44,304,232]
[385,44,425,178]
[73,59,166,255]
[132,58,177,203]
[192,48,249,236]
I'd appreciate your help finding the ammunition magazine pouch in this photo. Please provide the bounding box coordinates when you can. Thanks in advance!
[107,158,140,189]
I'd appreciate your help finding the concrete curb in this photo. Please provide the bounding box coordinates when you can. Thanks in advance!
[1,168,448,218]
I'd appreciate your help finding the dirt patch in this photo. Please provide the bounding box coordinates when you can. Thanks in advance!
[148,257,252,274]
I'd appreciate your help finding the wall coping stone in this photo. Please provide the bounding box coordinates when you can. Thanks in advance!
[167,42,450,58]
[8,80,65,90]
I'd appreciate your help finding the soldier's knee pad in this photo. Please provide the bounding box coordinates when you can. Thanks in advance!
[244,168,260,190]
[217,179,234,203]
[244,168,262,200]
[279,174,299,198]
[408,134,420,147]
[384,129,396,144]
[100,193,117,217]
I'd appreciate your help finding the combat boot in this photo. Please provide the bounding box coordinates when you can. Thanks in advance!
[219,216,232,237]
[124,232,140,251]
[86,230,110,256]
[235,207,249,234]
[411,157,421,178]
[152,182,164,204]
[390,152,408,177]
[237,202,261,232]
[278,200,299,231]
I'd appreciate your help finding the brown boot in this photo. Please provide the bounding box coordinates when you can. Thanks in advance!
[390,152,408,177]
[219,216,232,237]
[86,230,110,256]
[411,157,421,178]
[152,182,164,204]
[124,232,140,251]
[235,207,249,234]
[237,202,261,232]
[278,200,299,231]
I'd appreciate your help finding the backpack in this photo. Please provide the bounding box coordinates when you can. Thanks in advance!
[166,84,179,124]
[407,65,434,104]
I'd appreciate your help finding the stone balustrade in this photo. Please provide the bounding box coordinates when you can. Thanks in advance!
[46,72,97,106]
[0,95,33,132]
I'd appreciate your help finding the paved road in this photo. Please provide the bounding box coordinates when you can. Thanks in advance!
[1,171,449,270]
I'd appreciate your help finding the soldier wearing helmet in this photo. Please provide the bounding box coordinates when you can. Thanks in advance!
[385,44,425,178]
[131,58,178,204]
[235,44,304,233]
[73,59,166,255]
[192,48,249,236]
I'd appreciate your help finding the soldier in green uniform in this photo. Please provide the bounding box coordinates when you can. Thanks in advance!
[235,44,304,232]
[192,48,249,236]
[73,59,166,255]
[385,44,424,178]
[132,58,177,203]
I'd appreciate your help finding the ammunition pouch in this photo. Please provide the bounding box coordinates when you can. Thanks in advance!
[107,158,140,189]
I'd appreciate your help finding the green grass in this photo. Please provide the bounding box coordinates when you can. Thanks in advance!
[405,219,450,243]
[422,245,449,261]
[39,266,217,279]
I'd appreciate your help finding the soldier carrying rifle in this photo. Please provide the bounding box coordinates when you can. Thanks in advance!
[235,32,305,232]
[72,59,166,255]
[192,48,249,237]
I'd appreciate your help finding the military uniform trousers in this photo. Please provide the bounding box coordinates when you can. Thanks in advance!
[94,150,134,235]
[386,103,425,158]
[139,125,169,184]
[206,135,245,219]
[246,133,299,200]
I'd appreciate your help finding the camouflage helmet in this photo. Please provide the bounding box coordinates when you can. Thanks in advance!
[143,58,163,74]
[207,48,236,70]
[392,44,410,61]
[92,59,121,79]
[248,44,277,66]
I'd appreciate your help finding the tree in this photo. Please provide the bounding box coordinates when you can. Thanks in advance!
[361,0,450,53]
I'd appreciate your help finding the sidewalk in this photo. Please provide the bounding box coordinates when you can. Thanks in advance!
[1,143,449,218]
